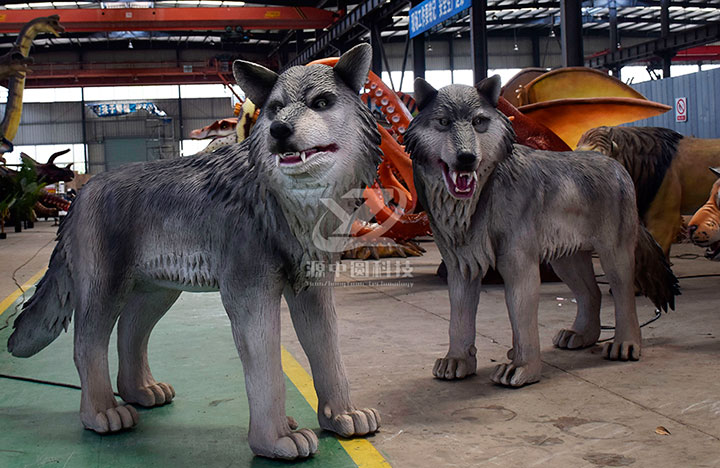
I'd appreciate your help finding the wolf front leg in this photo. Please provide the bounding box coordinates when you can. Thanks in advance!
[285,283,380,438]
[434,265,481,380]
[493,254,542,387]
[221,279,318,460]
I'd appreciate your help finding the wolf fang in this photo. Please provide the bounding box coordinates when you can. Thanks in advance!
[8,44,382,460]
[405,76,678,388]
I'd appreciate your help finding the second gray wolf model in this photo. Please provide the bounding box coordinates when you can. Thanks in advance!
[8,44,382,460]
[405,76,678,388]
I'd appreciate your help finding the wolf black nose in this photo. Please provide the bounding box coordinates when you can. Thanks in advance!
[457,152,477,166]
[270,120,294,140]
[688,224,698,236]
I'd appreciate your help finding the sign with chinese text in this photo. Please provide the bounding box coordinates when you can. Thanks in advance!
[409,0,471,38]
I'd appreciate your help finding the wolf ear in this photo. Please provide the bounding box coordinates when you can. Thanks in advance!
[710,167,720,178]
[414,78,438,111]
[232,60,279,108]
[334,43,372,92]
[475,75,502,107]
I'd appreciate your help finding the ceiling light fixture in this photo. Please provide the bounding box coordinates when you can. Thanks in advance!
[427,43,432,52]
[128,40,134,49]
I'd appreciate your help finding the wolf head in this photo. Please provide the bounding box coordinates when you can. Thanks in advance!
[404,76,514,201]
[233,44,380,191]
[233,45,381,270]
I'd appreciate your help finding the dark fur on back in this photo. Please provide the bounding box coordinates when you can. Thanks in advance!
[577,126,683,218]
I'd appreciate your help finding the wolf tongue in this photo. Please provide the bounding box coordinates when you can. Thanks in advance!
[456,173,472,190]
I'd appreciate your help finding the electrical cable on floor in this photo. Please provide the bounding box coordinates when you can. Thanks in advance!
[0,373,120,396]
[0,236,55,332]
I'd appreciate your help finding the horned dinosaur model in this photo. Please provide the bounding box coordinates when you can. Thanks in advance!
[577,126,720,257]
[405,77,678,387]
[0,15,65,156]
[0,150,74,222]
[8,44,381,460]
[688,167,720,260]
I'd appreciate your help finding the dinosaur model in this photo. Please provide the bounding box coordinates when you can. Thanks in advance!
[688,167,720,260]
[0,15,65,156]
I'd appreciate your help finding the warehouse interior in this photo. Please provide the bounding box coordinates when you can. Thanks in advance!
[1,1,720,467]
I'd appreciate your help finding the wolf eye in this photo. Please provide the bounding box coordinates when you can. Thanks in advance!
[268,101,283,115]
[438,118,450,126]
[311,95,334,110]
[472,116,489,131]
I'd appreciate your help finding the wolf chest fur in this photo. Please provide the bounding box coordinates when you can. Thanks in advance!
[405,77,678,388]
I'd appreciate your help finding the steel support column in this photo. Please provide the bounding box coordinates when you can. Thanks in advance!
[413,34,426,80]
[531,34,541,68]
[661,0,672,77]
[560,0,584,67]
[371,25,383,76]
[609,0,621,77]
[470,0,488,82]
[449,36,455,84]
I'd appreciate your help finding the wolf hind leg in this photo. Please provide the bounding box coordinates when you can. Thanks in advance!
[74,289,139,434]
[117,288,181,407]
[493,255,542,387]
[434,266,481,380]
[550,252,601,349]
[598,245,642,361]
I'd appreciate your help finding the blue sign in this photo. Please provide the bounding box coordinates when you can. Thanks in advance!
[88,102,168,118]
[409,0,471,38]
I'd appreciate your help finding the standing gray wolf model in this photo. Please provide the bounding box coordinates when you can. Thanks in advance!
[7,44,381,460]
[405,77,678,387]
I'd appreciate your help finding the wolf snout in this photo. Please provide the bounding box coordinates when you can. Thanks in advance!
[270,120,294,140]
[456,152,479,170]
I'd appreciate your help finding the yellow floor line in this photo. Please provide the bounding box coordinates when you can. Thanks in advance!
[0,267,47,316]
[281,347,391,467]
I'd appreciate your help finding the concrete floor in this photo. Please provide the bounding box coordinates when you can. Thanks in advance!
[2,220,720,467]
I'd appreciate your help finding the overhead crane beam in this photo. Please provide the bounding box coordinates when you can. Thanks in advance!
[21,60,234,88]
[586,22,720,69]
[0,7,338,34]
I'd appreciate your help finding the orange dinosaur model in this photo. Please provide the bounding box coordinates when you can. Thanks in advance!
[688,167,720,260]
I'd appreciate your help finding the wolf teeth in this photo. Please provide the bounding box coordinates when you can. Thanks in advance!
[300,151,306,163]
[450,170,478,185]
[275,154,280,166]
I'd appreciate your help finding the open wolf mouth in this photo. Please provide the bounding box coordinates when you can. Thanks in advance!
[705,241,720,260]
[441,161,477,199]
[273,144,339,167]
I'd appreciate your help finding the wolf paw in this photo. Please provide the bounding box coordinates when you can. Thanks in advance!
[432,356,477,380]
[252,428,318,460]
[319,406,381,437]
[119,382,175,407]
[602,341,641,361]
[81,404,139,434]
[553,329,599,349]
[490,362,541,387]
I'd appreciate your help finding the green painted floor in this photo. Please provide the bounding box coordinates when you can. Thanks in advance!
[0,287,358,468]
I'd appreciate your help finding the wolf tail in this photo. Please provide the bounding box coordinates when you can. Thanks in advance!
[634,224,680,312]
[7,240,74,358]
